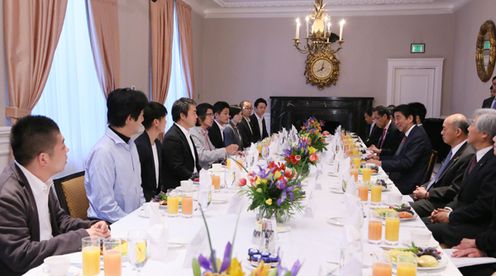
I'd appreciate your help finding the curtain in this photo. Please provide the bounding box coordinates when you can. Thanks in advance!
[3,0,68,122]
[32,0,107,176]
[176,0,195,98]
[150,0,174,102]
[86,0,120,97]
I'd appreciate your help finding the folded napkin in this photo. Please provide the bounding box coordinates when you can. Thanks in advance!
[198,169,211,208]
[343,195,363,230]
[147,223,169,262]
[337,256,362,276]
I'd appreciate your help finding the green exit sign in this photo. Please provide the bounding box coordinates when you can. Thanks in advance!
[410,43,425,53]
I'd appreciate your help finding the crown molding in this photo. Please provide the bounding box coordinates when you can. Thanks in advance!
[204,2,461,18]
[182,0,207,16]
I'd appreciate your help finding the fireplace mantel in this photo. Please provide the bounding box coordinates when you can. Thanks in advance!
[270,96,374,137]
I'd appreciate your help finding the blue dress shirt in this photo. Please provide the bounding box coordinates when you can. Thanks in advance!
[85,127,144,223]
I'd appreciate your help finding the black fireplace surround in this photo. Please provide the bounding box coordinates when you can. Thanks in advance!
[270,96,374,138]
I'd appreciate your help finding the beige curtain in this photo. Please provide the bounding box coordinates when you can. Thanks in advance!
[176,0,195,98]
[86,0,120,98]
[3,0,68,122]
[150,0,174,103]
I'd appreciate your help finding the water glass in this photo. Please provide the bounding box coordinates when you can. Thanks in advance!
[385,212,400,245]
[127,230,147,272]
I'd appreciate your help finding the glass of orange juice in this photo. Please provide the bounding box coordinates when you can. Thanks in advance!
[370,184,382,205]
[362,167,372,183]
[103,239,122,276]
[182,196,193,217]
[385,212,400,245]
[372,261,392,276]
[358,183,369,202]
[167,191,179,217]
[397,253,417,276]
[368,211,382,244]
[352,156,361,169]
[82,237,100,276]
[128,230,147,272]
[211,175,221,191]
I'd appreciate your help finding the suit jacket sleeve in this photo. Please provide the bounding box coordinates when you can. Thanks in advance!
[223,126,238,147]
[0,186,89,274]
[163,135,197,180]
[190,130,226,167]
[449,168,496,225]
[379,129,403,157]
[428,153,473,202]
[381,133,429,172]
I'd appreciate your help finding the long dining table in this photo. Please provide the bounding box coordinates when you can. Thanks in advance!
[26,148,463,275]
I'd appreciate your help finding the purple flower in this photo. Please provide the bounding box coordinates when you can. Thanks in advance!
[198,254,212,271]
[219,242,232,273]
[277,190,287,206]
[291,260,302,275]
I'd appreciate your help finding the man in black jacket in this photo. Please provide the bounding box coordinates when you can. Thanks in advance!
[250,98,269,141]
[411,114,474,217]
[135,102,167,201]
[368,105,403,157]
[427,111,496,247]
[368,104,432,194]
[482,76,496,108]
[238,100,255,148]
[162,98,201,191]
[208,101,230,149]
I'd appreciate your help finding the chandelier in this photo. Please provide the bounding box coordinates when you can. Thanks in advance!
[293,0,345,55]
[292,0,346,89]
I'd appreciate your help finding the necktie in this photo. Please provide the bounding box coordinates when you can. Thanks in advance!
[203,129,212,150]
[467,156,477,175]
[492,99,496,109]
[379,128,387,148]
[394,136,407,156]
[427,150,452,190]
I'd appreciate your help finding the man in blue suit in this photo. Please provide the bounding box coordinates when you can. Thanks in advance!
[368,104,432,194]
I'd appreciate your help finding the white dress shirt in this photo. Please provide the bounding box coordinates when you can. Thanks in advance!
[16,161,53,241]
[175,123,197,173]
[255,113,264,137]
[214,120,225,141]
[151,143,159,188]
[476,146,493,162]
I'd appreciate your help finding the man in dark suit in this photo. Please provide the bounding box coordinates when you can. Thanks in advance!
[250,98,269,142]
[427,111,496,247]
[409,102,427,126]
[368,105,403,157]
[162,98,201,191]
[482,76,496,109]
[411,114,475,217]
[135,102,167,201]
[363,107,381,147]
[0,116,110,275]
[368,104,432,194]
[208,101,230,149]
[238,100,255,148]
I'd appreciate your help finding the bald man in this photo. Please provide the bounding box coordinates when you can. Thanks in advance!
[411,114,475,217]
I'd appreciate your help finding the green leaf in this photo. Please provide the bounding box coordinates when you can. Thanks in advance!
[192,258,201,276]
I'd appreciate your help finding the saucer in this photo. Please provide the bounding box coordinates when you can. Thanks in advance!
[327,217,344,227]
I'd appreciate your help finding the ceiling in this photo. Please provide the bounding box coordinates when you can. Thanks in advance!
[183,0,471,18]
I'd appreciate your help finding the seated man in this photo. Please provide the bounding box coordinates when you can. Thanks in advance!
[368,104,432,194]
[85,88,148,223]
[208,101,230,149]
[363,107,381,147]
[250,98,269,142]
[482,76,496,108]
[238,100,255,148]
[0,116,109,275]
[427,111,496,247]
[451,134,496,276]
[135,102,167,201]
[368,105,403,157]
[190,103,238,169]
[223,105,243,148]
[162,98,201,190]
[409,102,427,126]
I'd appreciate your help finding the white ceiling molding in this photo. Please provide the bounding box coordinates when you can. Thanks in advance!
[188,0,470,18]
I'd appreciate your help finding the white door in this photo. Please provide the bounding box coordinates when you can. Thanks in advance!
[387,58,444,118]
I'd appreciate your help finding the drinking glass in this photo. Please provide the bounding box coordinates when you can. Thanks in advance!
[368,211,382,244]
[182,195,193,217]
[211,175,221,191]
[127,230,147,272]
[396,253,417,276]
[372,261,392,276]
[370,184,382,205]
[362,167,372,183]
[385,212,400,245]
[82,237,100,276]
[103,239,122,276]
[358,183,369,202]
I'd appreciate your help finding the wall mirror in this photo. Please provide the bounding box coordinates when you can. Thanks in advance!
[476,20,496,82]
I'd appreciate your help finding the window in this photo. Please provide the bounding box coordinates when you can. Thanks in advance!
[32,0,107,176]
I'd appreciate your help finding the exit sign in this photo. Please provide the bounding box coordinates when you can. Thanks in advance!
[410,43,425,53]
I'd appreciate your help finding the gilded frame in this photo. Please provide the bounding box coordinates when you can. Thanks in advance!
[476,20,496,82]
[304,51,340,89]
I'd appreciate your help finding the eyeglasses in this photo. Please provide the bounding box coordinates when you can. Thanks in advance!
[243,107,253,110]
[206,113,214,117]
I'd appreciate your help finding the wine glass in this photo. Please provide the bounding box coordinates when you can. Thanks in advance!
[127,230,147,273]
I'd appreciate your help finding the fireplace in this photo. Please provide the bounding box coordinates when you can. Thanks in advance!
[270,97,374,137]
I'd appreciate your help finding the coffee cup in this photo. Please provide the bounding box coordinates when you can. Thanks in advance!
[180,180,193,191]
[211,163,223,171]
[44,255,70,276]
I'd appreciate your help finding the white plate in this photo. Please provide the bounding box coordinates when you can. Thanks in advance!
[327,217,344,227]
[176,186,197,193]
[417,256,448,271]
[168,241,188,249]
[329,187,344,194]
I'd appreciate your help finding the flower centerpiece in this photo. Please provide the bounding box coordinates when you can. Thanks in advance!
[283,137,318,180]
[299,116,328,153]
[192,206,302,276]
[243,161,305,223]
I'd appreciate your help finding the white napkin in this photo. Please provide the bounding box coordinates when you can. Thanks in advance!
[183,228,209,268]
[145,202,163,225]
[343,195,363,230]
[337,256,362,276]
[227,193,249,215]
[147,223,169,262]
[198,169,211,208]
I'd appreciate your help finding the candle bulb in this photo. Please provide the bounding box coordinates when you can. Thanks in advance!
[295,18,301,40]
[339,19,346,41]
[327,22,331,42]
[305,16,309,38]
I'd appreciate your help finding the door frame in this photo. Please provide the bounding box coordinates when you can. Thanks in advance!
[386,58,444,118]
